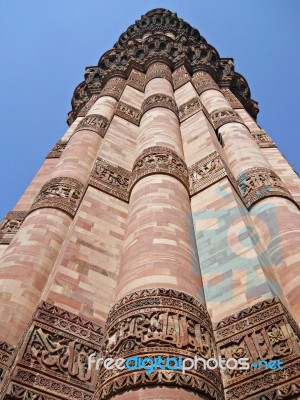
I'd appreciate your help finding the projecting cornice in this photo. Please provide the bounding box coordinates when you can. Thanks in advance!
[68,8,259,124]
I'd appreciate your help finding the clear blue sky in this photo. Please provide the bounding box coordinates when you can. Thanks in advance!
[0,0,299,220]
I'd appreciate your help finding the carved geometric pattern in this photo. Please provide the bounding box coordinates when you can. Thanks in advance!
[98,77,126,100]
[173,65,190,90]
[127,69,146,92]
[209,107,243,130]
[0,340,15,386]
[77,95,99,117]
[237,167,295,208]
[90,157,130,202]
[252,130,276,148]
[74,114,109,138]
[221,88,243,109]
[145,62,173,86]
[3,301,103,400]
[192,72,220,95]
[141,93,178,117]
[46,141,67,159]
[130,146,189,193]
[189,152,227,196]
[115,101,141,126]
[214,297,300,400]
[30,177,84,217]
[179,97,202,122]
[95,288,223,400]
[0,211,28,244]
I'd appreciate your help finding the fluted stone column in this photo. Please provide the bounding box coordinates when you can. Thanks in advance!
[197,72,300,322]
[95,64,223,400]
[0,78,122,347]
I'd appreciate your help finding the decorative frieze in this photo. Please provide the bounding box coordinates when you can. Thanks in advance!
[179,97,202,122]
[98,77,126,100]
[209,107,243,130]
[95,288,223,400]
[115,101,141,125]
[141,93,178,117]
[237,167,295,208]
[172,65,190,90]
[0,211,28,244]
[0,341,15,386]
[90,158,130,202]
[77,95,99,117]
[74,114,109,138]
[221,88,243,109]
[30,177,84,217]
[189,152,227,196]
[214,297,300,400]
[130,146,189,192]
[192,72,220,95]
[127,69,146,92]
[4,301,103,400]
[252,130,276,148]
[46,141,67,159]
[145,62,173,86]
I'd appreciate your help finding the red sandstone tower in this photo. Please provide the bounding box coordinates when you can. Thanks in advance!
[0,8,300,400]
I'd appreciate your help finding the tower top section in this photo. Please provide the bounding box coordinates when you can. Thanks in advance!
[68,8,258,124]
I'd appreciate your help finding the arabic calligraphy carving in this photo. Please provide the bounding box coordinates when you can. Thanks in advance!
[146,62,173,86]
[172,65,190,90]
[178,97,202,121]
[209,107,243,130]
[0,211,28,244]
[74,114,109,138]
[46,141,67,159]
[127,69,146,92]
[252,130,276,148]
[115,101,141,125]
[30,177,84,217]
[141,93,178,117]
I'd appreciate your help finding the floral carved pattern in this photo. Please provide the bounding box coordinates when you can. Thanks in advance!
[95,288,223,400]
[4,301,103,400]
[115,101,141,125]
[46,141,67,159]
[90,158,131,202]
[141,93,178,117]
[237,167,295,208]
[130,146,189,193]
[209,107,243,130]
[0,340,15,386]
[74,114,109,138]
[189,152,227,196]
[30,177,84,217]
[0,211,28,244]
[214,297,300,400]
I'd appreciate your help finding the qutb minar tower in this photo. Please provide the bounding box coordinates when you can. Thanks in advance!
[1,8,300,400]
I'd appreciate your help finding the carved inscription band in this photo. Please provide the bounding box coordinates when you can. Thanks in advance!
[172,65,190,90]
[192,74,220,96]
[237,167,295,208]
[46,140,67,159]
[98,76,126,101]
[179,96,202,122]
[130,146,189,193]
[115,101,141,125]
[127,70,146,92]
[145,62,173,86]
[141,93,178,118]
[30,177,84,217]
[4,301,103,400]
[0,340,15,386]
[209,107,243,130]
[95,288,223,400]
[74,114,109,138]
[252,131,276,148]
[214,297,300,400]
[0,211,28,245]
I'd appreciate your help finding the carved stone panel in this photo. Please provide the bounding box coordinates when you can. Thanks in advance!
[95,288,223,400]
[30,177,84,217]
[141,93,178,117]
[4,301,103,400]
[46,141,67,159]
[98,77,126,100]
[145,62,173,86]
[77,95,100,117]
[179,97,202,122]
[115,101,141,125]
[214,297,300,400]
[192,72,220,95]
[221,88,243,109]
[237,167,295,208]
[173,65,190,90]
[127,69,146,92]
[0,211,28,244]
[0,341,15,386]
[130,146,189,193]
[90,157,131,202]
[189,152,227,196]
[209,108,243,130]
[252,130,276,148]
[74,114,109,138]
